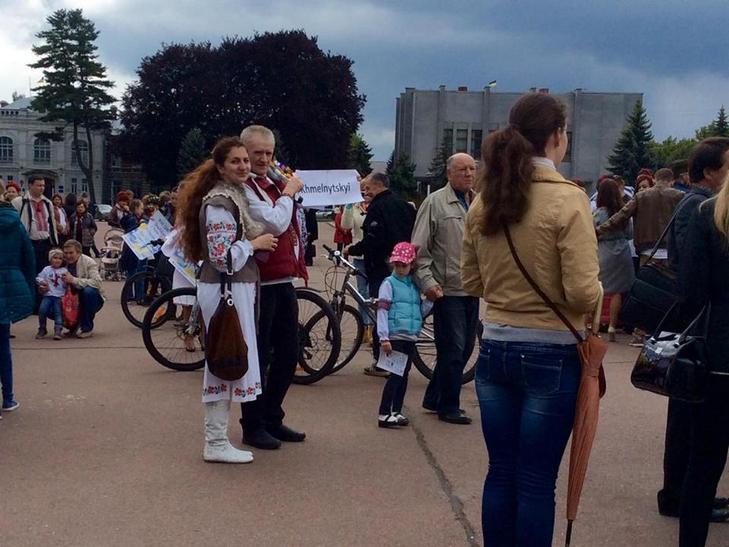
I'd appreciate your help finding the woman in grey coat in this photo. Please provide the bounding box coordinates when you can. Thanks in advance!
[593,178,634,341]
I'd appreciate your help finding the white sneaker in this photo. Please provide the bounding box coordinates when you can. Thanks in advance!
[203,442,254,464]
[393,413,409,426]
[378,413,400,428]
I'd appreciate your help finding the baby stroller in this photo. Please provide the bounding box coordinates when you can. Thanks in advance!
[100,227,125,281]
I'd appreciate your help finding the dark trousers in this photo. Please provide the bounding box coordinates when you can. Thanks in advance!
[476,339,580,547]
[378,340,414,415]
[78,287,104,333]
[658,398,693,514]
[424,295,479,415]
[0,324,13,406]
[241,283,298,431]
[368,274,386,361]
[31,238,51,276]
[679,381,729,547]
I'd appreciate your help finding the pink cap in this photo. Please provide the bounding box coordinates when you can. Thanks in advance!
[389,242,417,265]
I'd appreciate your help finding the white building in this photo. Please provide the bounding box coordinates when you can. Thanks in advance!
[0,96,105,198]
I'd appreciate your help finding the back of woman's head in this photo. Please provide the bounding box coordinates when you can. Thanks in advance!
[479,93,566,235]
[713,180,729,242]
[596,179,623,216]
[178,136,245,261]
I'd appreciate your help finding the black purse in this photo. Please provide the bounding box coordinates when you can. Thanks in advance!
[619,205,683,334]
[630,304,710,403]
[205,250,248,382]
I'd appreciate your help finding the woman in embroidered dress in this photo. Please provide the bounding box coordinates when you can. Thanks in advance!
[177,137,277,464]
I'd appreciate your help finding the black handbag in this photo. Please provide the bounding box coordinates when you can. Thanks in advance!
[620,205,684,334]
[630,304,710,403]
[205,250,248,382]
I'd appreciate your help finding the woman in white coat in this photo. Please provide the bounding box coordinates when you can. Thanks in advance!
[177,137,277,464]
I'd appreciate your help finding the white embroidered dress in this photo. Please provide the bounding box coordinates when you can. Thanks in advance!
[199,205,262,403]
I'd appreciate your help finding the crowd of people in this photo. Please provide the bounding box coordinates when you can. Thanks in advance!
[1,98,729,546]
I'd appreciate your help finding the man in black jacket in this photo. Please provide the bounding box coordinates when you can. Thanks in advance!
[659,136,729,522]
[346,173,415,373]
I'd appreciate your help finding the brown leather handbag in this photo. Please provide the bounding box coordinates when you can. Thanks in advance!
[205,250,248,381]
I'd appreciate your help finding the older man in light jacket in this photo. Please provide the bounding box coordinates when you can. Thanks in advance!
[412,153,480,425]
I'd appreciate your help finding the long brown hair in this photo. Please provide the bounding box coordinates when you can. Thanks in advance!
[478,93,566,235]
[177,137,245,261]
[596,178,623,216]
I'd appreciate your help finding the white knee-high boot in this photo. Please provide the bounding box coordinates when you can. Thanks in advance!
[203,399,254,463]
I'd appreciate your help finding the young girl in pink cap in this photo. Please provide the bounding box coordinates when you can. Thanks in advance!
[376,241,432,428]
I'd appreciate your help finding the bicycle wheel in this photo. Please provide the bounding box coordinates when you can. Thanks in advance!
[412,316,483,384]
[121,270,171,328]
[293,289,340,385]
[329,304,364,374]
[142,287,205,372]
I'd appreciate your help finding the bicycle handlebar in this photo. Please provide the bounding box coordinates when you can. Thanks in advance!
[322,244,365,278]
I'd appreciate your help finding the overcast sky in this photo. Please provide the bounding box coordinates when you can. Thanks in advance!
[3,0,728,160]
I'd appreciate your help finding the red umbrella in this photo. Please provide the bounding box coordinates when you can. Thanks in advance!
[565,328,608,546]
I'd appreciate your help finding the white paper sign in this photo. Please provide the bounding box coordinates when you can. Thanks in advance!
[121,211,173,260]
[376,350,409,377]
[295,169,362,207]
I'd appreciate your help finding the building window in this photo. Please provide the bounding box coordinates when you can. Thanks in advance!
[81,179,88,193]
[0,136,13,163]
[72,140,89,167]
[442,129,453,154]
[111,154,121,169]
[455,129,468,153]
[564,131,573,163]
[70,177,78,194]
[34,138,51,163]
[470,130,483,159]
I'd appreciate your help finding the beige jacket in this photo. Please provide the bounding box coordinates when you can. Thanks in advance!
[461,164,600,331]
[412,183,474,296]
[72,254,105,298]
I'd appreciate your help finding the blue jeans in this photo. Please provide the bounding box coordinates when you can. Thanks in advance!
[78,287,104,333]
[475,339,580,547]
[38,295,63,329]
[0,324,13,406]
[352,258,372,326]
[423,295,479,415]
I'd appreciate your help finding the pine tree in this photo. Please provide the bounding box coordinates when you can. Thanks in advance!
[176,128,207,179]
[346,134,373,176]
[428,135,452,191]
[714,106,729,137]
[30,9,115,205]
[607,99,654,184]
[386,151,417,198]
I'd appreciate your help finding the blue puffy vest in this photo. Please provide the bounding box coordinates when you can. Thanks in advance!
[386,274,422,337]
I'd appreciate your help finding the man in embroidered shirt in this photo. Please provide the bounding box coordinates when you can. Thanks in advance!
[238,124,307,450]
[412,153,479,425]
[12,176,59,276]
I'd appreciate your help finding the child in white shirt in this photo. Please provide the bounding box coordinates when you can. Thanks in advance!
[36,249,68,340]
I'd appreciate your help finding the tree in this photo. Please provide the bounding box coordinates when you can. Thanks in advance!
[30,9,115,204]
[695,106,729,140]
[428,135,453,191]
[346,134,373,176]
[386,152,417,198]
[607,99,654,183]
[120,31,366,189]
[177,128,207,179]
[649,136,697,168]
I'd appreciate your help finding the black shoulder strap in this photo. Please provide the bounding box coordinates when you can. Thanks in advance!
[644,196,687,263]
[502,225,583,343]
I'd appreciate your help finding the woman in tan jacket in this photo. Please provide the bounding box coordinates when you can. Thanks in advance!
[461,93,601,546]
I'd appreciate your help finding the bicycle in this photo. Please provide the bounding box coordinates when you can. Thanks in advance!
[140,283,341,383]
[321,245,481,383]
[141,286,205,371]
[121,247,174,328]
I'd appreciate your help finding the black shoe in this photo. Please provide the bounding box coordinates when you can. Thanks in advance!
[715,497,729,510]
[438,412,472,425]
[243,428,282,450]
[266,423,306,443]
[422,401,437,412]
[711,508,729,523]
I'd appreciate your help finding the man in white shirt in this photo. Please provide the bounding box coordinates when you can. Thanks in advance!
[238,125,307,450]
[12,176,59,276]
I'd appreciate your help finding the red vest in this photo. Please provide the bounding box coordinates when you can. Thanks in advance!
[245,177,308,283]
